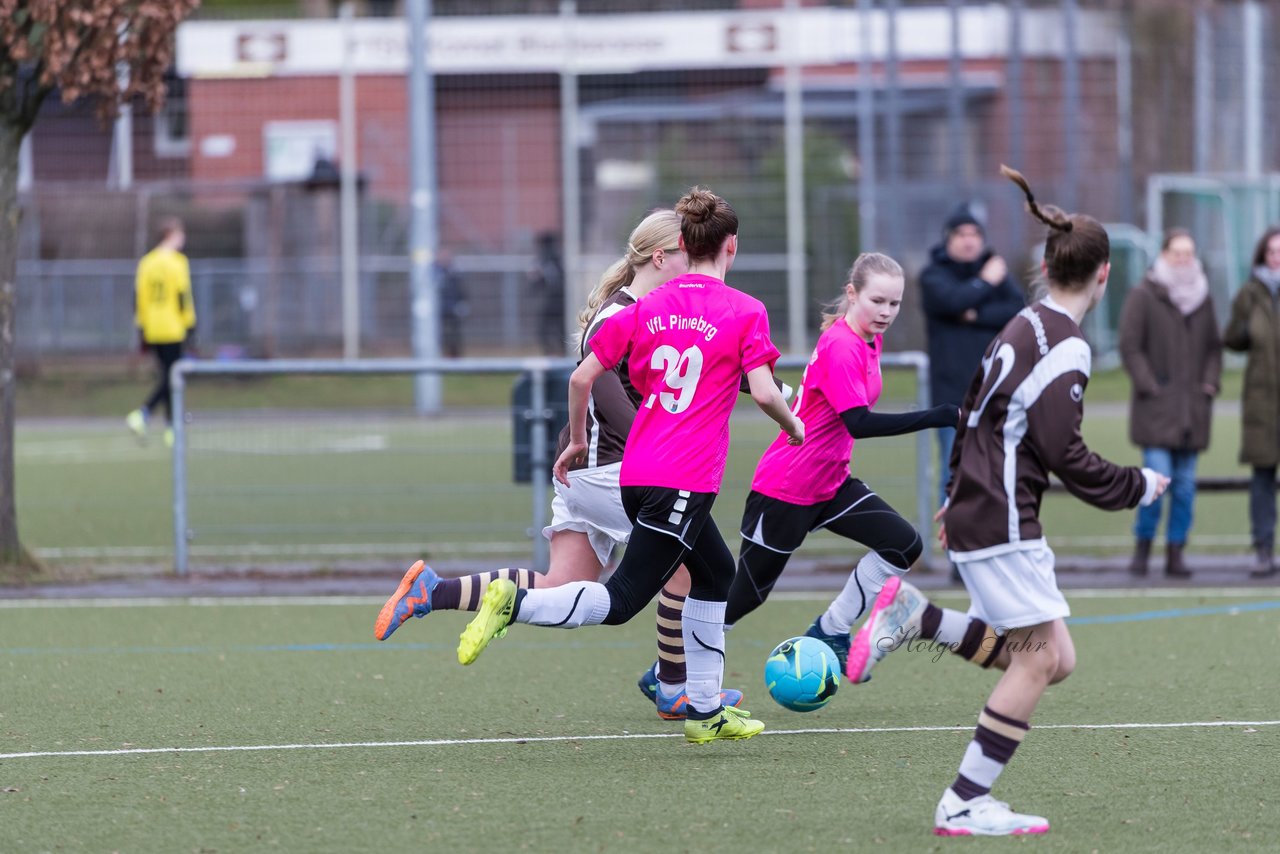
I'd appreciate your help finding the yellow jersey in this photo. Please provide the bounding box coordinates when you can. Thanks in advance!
[135,247,195,345]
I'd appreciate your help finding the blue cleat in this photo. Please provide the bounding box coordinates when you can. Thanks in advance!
[804,616,851,673]
[638,661,745,721]
[374,560,441,641]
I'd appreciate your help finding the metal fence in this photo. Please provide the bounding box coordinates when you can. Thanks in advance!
[168,352,934,575]
[18,1,1280,367]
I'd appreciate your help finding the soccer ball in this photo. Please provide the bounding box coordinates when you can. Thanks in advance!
[764,636,840,712]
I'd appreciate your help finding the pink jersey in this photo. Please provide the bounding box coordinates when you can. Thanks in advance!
[751,319,882,504]
[588,273,780,493]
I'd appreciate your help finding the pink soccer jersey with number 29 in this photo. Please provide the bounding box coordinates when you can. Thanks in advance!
[588,273,780,493]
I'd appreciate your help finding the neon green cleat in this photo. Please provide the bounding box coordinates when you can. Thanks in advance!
[457,579,516,665]
[684,704,764,744]
[125,409,147,441]
[163,428,175,449]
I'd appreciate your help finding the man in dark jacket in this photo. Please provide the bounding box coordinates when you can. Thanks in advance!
[920,204,1025,508]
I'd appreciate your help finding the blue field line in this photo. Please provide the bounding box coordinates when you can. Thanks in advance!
[3,600,1278,657]
[1064,599,1280,625]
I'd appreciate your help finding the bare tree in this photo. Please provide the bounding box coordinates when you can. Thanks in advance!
[0,0,199,578]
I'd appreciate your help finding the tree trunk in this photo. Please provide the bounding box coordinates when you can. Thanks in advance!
[0,120,29,577]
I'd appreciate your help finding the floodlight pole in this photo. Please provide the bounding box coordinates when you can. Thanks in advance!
[408,0,442,412]
[783,0,807,354]
[340,1,360,360]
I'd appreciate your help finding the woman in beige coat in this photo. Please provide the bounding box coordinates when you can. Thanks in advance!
[1224,225,1280,578]
[1119,229,1222,578]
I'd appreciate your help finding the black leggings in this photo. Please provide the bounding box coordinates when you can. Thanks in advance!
[725,491,921,625]
[143,342,184,423]
[601,519,734,625]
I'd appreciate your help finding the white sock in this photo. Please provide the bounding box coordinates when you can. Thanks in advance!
[680,597,726,716]
[935,608,969,645]
[820,551,903,635]
[514,581,612,628]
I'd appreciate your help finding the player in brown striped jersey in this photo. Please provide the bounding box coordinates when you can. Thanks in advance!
[847,167,1169,837]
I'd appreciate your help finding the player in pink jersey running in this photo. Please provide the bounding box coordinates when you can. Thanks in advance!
[374,209,748,719]
[457,187,804,744]
[719,253,960,671]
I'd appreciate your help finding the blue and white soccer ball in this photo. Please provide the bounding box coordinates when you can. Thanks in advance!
[764,636,840,712]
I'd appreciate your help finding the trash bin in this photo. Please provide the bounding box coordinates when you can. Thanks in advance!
[511,368,572,483]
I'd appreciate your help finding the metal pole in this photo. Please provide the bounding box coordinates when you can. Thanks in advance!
[172,361,188,575]
[1243,0,1263,177]
[783,0,807,354]
[914,355,934,567]
[559,0,581,357]
[857,0,878,251]
[1007,0,1025,251]
[1116,8,1134,225]
[408,0,442,412]
[530,366,550,572]
[947,0,966,195]
[340,1,360,360]
[885,0,902,258]
[1061,0,1080,212]
[1193,4,1212,173]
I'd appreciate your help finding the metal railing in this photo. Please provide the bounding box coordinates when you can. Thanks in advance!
[169,352,934,575]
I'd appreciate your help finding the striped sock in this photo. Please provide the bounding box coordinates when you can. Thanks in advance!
[654,588,686,688]
[432,568,538,612]
[952,706,1030,801]
[919,604,1006,668]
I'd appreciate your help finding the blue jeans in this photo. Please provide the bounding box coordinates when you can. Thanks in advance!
[1134,447,1198,545]
[935,426,956,508]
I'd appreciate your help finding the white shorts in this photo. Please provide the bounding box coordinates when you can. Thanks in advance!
[952,541,1070,633]
[542,462,632,567]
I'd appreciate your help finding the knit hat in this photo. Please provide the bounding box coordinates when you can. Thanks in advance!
[943,203,984,236]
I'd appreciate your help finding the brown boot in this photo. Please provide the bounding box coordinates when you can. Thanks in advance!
[1251,546,1278,579]
[1128,539,1152,577]
[1165,543,1193,579]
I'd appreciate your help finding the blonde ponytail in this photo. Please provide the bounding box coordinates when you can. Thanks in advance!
[577,209,682,348]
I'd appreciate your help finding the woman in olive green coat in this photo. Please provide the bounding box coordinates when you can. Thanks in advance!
[1223,225,1280,578]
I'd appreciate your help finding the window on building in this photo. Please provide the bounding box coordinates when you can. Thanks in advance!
[154,71,191,158]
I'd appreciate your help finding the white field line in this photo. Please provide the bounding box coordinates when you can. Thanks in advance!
[2,719,1276,762]
[1,588,1278,609]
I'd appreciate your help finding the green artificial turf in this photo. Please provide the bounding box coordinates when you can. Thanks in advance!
[0,592,1276,851]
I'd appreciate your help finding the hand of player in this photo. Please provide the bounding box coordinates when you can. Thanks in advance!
[980,255,1007,285]
[1138,467,1171,507]
[933,504,948,550]
[785,415,804,446]
[553,440,587,487]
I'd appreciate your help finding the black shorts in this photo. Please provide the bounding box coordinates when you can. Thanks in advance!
[622,485,717,550]
[739,478,877,554]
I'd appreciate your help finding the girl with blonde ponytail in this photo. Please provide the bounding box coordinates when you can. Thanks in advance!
[577,209,682,348]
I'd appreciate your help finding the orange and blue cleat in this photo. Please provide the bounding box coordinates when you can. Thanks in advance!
[374,560,441,641]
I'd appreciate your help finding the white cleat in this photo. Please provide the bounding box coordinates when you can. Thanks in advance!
[933,788,1050,837]
[845,577,928,684]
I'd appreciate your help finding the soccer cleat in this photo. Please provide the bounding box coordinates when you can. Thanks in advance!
[683,705,764,744]
[163,428,175,449]
[126,409,147,441]
[803,616,851,673]
[637,662,745,720]
[457,579,516,665]
[374,560,441,641]
[846,576,927,684]
[933,788,1050,837]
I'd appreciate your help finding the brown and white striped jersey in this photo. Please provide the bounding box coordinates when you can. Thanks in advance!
[555,288,640,471]
[945,297,1146,559]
